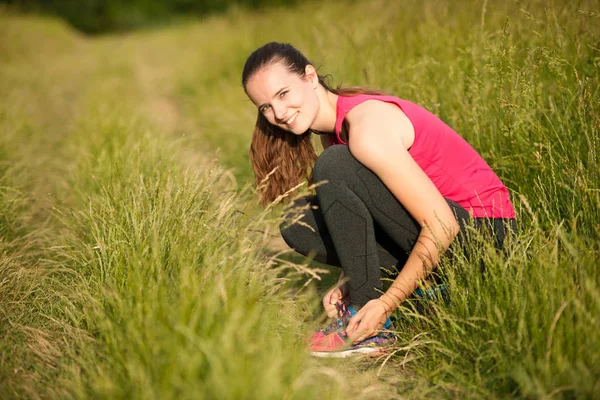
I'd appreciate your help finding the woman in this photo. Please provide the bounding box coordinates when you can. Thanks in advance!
[242,42,516,357]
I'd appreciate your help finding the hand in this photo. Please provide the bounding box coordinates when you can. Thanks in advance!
[322,284,349,318]
[345,299,391,344]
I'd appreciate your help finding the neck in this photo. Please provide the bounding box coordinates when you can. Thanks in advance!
[310,85,338,133]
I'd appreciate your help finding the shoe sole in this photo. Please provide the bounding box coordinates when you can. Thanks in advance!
[310,346,384,358]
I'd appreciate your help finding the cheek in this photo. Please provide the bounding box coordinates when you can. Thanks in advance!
[264,113,277,126]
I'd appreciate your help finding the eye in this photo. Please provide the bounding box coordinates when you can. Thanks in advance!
[260,105,271,113]
[279,90,288,98]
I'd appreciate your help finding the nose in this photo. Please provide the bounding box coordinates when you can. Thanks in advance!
[272,102,287,122]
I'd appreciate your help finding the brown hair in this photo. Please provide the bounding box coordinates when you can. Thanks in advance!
[242,42,387,206]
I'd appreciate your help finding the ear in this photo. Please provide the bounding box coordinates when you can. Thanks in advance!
[304,64,318,88]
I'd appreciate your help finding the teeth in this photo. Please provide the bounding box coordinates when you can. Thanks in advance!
[285,112,299,125]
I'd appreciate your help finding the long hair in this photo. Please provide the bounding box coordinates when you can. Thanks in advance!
[242,42,388,206]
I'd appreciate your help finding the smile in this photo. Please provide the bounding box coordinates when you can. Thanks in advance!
[284,111,299,126]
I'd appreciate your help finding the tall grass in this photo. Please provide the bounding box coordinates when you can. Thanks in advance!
[0,0,599,398]
[1,13,345,397]
[156,0,600,397]
[53,115,341,399]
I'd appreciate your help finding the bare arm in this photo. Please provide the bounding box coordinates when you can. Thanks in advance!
[346,101,460,311]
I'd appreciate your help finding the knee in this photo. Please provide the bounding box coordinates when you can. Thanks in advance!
[313,145,353,183]
[279,218,311,254]
[280,197,308,249]
[279,219,297,249]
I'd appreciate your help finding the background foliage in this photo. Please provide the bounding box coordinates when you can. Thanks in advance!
[0,0,298,33]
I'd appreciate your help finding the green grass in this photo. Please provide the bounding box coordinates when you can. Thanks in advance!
[0,0,599,398]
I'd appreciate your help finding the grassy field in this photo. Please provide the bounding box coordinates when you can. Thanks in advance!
[1,0,599,398]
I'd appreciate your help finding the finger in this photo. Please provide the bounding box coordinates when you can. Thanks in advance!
[349,327,371,344]
[325,306,337,318]
[346,315,357,333]
[347,327,362,343]
[329,292,341,304]
[346,312,363,334]
[351,329,375,344]
[348,317,376,342]
[328,289,342,304]
[323,292,338,310]
[353,335,368,344]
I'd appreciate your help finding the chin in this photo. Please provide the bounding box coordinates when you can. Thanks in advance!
[292,127,311,136]
[282,123,307,135]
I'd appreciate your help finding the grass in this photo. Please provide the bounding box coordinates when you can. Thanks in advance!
[0,0,599,398]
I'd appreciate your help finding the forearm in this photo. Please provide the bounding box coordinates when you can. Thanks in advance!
[380,224,456,310]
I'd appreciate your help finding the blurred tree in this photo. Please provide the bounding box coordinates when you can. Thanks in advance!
[0,0,298,33]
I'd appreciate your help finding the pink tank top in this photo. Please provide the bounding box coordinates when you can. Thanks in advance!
[332,94,515,219]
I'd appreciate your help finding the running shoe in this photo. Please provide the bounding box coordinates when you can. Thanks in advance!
[309,303,397,358]
[414,284,448,302]
[413,284,450,314]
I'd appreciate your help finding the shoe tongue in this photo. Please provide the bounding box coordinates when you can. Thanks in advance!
[347,305,392,329]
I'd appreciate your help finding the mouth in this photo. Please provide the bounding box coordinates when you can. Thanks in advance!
[283,111,299,127]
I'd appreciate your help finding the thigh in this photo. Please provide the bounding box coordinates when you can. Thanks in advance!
[280,196,341,266]
[351,158,471,252]
[473,217,517,249]
[314,146,472,258]
[281,195,409,269]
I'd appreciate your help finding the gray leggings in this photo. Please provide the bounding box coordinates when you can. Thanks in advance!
[280,145,516,308]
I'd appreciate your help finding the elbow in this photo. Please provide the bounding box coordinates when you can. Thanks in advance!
[420,218,460,248]
[449,218,461,241]
[444,213,461,240]
[431,215,461,244]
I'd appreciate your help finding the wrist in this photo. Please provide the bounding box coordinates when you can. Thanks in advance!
[385,283,413,304]
[378,293,398,314]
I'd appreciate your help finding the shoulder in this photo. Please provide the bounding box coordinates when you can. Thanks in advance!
[346,98,402,120]
[345,99,415,150]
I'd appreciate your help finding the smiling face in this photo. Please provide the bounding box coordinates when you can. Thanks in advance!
[245,61,321,135]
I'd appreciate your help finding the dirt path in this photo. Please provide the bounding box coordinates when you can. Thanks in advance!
[132,44,181,135]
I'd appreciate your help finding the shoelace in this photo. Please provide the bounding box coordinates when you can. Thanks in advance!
[318,302,351,335]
